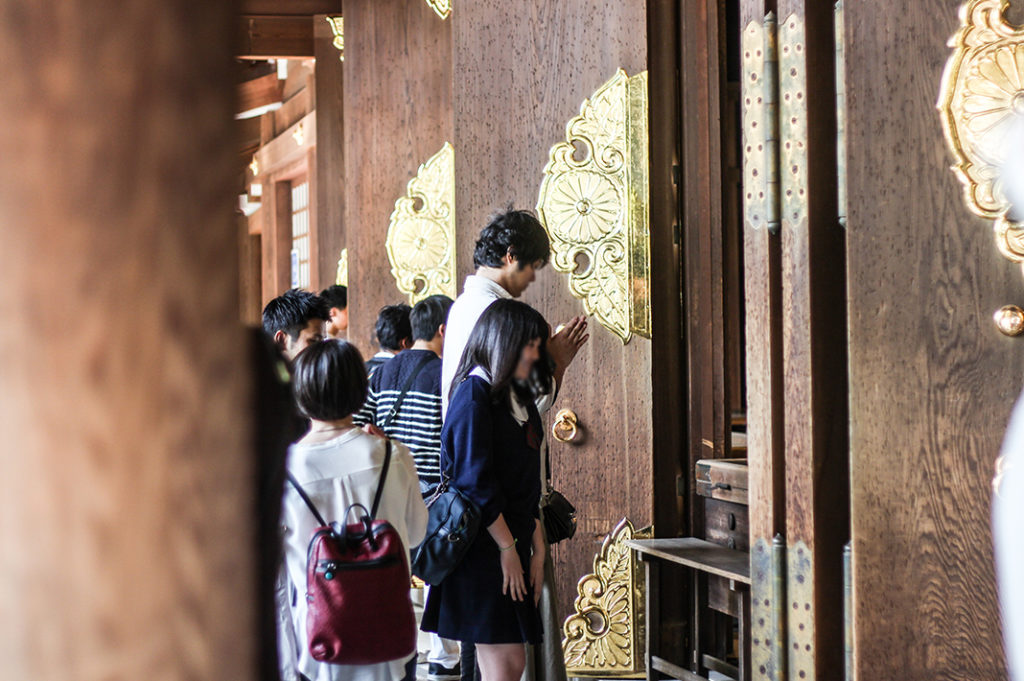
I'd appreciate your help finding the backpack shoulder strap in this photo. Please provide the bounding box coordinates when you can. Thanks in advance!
[370,439,393,519]
[382,352,436,429]
[286,473,329,528]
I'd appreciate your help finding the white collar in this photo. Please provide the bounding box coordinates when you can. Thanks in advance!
[469,367,529,425]
[463,274,512,300]
[373,351,395,359]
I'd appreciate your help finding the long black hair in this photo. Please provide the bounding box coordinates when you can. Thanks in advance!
[450,299,553,410]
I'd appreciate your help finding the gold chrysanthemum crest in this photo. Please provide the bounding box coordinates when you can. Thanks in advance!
[939,0,1024,270]
[386,143,456,303]
[537,70,651,343]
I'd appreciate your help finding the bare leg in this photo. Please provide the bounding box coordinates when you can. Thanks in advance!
[475,643,526,681]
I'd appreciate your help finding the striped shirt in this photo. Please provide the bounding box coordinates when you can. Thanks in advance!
[355,349,443,489]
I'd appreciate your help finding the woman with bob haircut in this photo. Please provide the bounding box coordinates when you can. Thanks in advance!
[279,339,428,681]
[421,299,554,681]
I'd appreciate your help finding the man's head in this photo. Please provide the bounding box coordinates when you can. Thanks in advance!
[473,208,551,298]
[374,303,413,353]
[411,294,454,355]
[320,285,349,339]
[262,289,329,361]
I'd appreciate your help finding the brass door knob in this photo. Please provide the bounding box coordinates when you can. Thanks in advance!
[995,305,1024,336]
[552,409,579,443]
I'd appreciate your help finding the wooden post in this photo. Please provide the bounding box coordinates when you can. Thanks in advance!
[775,1,848,679]
[0,2,254,679]
[314,14,346,292]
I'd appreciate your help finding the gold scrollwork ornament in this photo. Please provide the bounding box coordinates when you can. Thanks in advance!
[939,0,1024,274]
[562,518,652,678]
[425,0,451,20]
[537,70,651,344]
[386,142,457,304]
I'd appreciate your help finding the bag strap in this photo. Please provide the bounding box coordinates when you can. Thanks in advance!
[286,473,329,528]
[370,439,392,518]
[381,352,435,429]
[287,439,393,526]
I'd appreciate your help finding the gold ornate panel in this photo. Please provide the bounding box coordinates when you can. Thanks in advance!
[537,70,651,344]
[563,518,653,678]
[426,0,451,20]
[939,0,1024,274]
[386,142,457,304]
[325,16,343,61]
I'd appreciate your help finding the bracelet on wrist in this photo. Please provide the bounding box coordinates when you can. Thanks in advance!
[499,538,518,552]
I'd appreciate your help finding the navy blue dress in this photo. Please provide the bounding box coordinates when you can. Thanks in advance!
[421,375,544,644]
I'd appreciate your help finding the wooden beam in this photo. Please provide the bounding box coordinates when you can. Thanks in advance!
[237,72,284,115]
[241,0,340,15]
[237,15,314,59]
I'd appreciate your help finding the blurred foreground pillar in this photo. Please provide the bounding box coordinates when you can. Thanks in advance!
[0,2,253,680]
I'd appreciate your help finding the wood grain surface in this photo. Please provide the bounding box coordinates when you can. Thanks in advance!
[451,0,653,621]
[845,1,1019,679]
[343,0,453,357]
[0,1,254,679]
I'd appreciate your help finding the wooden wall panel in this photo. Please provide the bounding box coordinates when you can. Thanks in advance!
[343,0,453,356]
[845,1,1017,679]
[0,1,253,678]
[452,0,652,621]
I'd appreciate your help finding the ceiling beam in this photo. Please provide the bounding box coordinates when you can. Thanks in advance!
[237,72,284,116]
[237,15,315,59]
[240,0,340,15]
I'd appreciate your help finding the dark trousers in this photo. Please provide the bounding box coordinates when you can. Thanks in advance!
[460,643,481,681]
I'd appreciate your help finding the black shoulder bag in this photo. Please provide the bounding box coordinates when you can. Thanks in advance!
[410,472,482,585]
[540,441,577,543]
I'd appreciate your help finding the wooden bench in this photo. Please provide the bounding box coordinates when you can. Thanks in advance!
[626,538,751,681]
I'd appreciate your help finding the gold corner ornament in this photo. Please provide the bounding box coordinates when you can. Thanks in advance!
[537,70,651,344]
[386,142,457,304]
[335,248,348,287]
[939,0,1024,276]
[326,16,344,61]
[562,518,652,678]
[425,0,451,20]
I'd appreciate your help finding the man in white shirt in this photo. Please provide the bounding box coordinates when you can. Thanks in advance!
[441,209,589,417]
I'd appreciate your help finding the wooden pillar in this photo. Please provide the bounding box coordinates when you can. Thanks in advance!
[315,14,345,292]
[0,2,253,679]
[775,1,848,679]
[740,0,787,550]
[343,0,453,355]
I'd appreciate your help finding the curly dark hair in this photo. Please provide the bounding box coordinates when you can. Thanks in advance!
[472,208,551,270]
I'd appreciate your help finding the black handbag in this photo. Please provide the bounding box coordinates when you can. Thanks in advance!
[410,475,481,585]
[540,443,577,543]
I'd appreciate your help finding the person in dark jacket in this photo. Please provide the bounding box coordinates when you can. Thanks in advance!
[421,299,553,681]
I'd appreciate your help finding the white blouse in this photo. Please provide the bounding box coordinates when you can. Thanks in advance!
[279,429,428,681]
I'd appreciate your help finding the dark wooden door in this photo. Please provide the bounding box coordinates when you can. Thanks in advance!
[451,1,680,620]
[845,1,1018,678]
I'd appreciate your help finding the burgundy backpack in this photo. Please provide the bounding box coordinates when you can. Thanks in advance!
[287,440,416,665]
